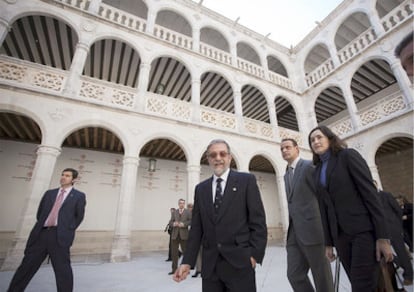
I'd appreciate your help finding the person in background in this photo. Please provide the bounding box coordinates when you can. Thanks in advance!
[280,138,334,292]
[308,126,393,292]
[396,195,413,253]
[168,199,191,275]
[173,139,267,292]
[164,207,176,262]
[375,182,413,286]
[8,168,86,292]
[395,32,413,78]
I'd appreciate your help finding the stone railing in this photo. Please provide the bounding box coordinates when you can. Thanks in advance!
[279,127,303,146]
[0,56,66,93]
[199,42,232,66]
[328,91,409,137]
[382,0,413,32]
[98,3,147,32]
[359,92,407,126]
[305,59,335,87]
[145,93,192,122]
[200,106,237,131]
[153,25,193,51]
[305,0,412,88]
[79,76,136,108]
[53,0,90,10]
[268,71,293,90]
[243,117,273,139]
[237,58,265,79]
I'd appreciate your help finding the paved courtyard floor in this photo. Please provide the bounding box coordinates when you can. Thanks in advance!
[0,245,412,291]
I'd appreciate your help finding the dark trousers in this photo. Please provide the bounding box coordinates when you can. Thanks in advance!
[8,228,73,292]
[202,255,256,292]
[171,237,187,272]
[337,231,379,292]
[390,231,413,280]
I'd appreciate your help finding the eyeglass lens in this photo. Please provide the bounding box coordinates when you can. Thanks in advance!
[208,151,228,159]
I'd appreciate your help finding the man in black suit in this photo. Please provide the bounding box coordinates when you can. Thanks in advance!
[8,168,86,292]
[281,138,334,292]
[173,139,267,292]
[376,184,413,286]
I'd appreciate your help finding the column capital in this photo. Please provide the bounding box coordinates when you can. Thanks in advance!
[123,156,139,165]
[36,145,61,157]
[187,164,201,173]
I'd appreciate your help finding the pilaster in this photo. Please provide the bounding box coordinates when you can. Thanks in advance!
[1,145,61,271]
[110,156,139,263]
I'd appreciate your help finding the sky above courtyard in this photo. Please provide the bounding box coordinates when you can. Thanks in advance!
[201,0,344,48]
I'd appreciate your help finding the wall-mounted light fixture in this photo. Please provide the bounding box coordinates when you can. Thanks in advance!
[148,158,157,172]
[156,83,165,94]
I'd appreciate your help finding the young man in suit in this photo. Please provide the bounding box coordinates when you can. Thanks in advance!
[8,168,86,292]
[281,138,334,292]
[168,198,191,275]
[173,139,267,292]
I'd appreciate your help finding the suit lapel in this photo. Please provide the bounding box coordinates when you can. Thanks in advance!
[203,177,215,224]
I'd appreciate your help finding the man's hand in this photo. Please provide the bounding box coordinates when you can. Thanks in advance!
[325,246,336,262]
[173,264,191,282]
[376,239,393,262]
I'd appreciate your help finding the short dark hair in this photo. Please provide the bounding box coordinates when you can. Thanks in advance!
[62,168,78,179]
[308,125,347,164]
[395,33,413,57]
[281,138,298,147]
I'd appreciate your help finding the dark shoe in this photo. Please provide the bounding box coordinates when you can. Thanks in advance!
[404,279,413,286]
[165,258,171,262]
[192,271,200,278]
[168,271,174,275]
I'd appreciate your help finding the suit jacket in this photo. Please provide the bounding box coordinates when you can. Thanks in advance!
[380,190,403,237]
[285,159,324,245]
[27,187,86,248]
[314,148,387,246]
[169,208,191,240]
[182,170,267,278]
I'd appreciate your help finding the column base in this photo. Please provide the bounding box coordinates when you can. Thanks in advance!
[110,235,131,263]
[1,238,27,271]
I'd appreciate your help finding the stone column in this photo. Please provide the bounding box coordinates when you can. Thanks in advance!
[368,163,381,189]
[186,164,200,204]
[368,10,385,37]
[276,173,289,241]
[110,156,139,262]
[145,10,156,35]
[87,0,102,14]
[390,59,413,108]
[341,85,361,132]
[230,41,237,67]
[192,27,200,53]
[136,62,151,112]
[1,145,61,271]
[63,41,89,98]
[328,43,340,68]
[233,90,244,133]
[0,17,10,46]
[267,100,279,141]
[191,77,201,123]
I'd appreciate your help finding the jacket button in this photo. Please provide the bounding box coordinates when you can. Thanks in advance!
[217,243,222,248]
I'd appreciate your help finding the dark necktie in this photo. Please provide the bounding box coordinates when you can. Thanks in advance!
[286,167,294,193]
[214,178,223,214]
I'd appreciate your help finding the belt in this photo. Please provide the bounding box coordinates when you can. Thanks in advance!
[42,226,57,230]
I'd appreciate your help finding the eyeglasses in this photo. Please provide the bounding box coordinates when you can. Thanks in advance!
[207,151,229,159]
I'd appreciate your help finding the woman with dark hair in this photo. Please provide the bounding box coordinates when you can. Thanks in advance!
[308,125,393,291]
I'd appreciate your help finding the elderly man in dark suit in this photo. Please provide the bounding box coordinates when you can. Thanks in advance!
[8,168,86,292]
[281,138,334,292]
[173,139,267,292]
